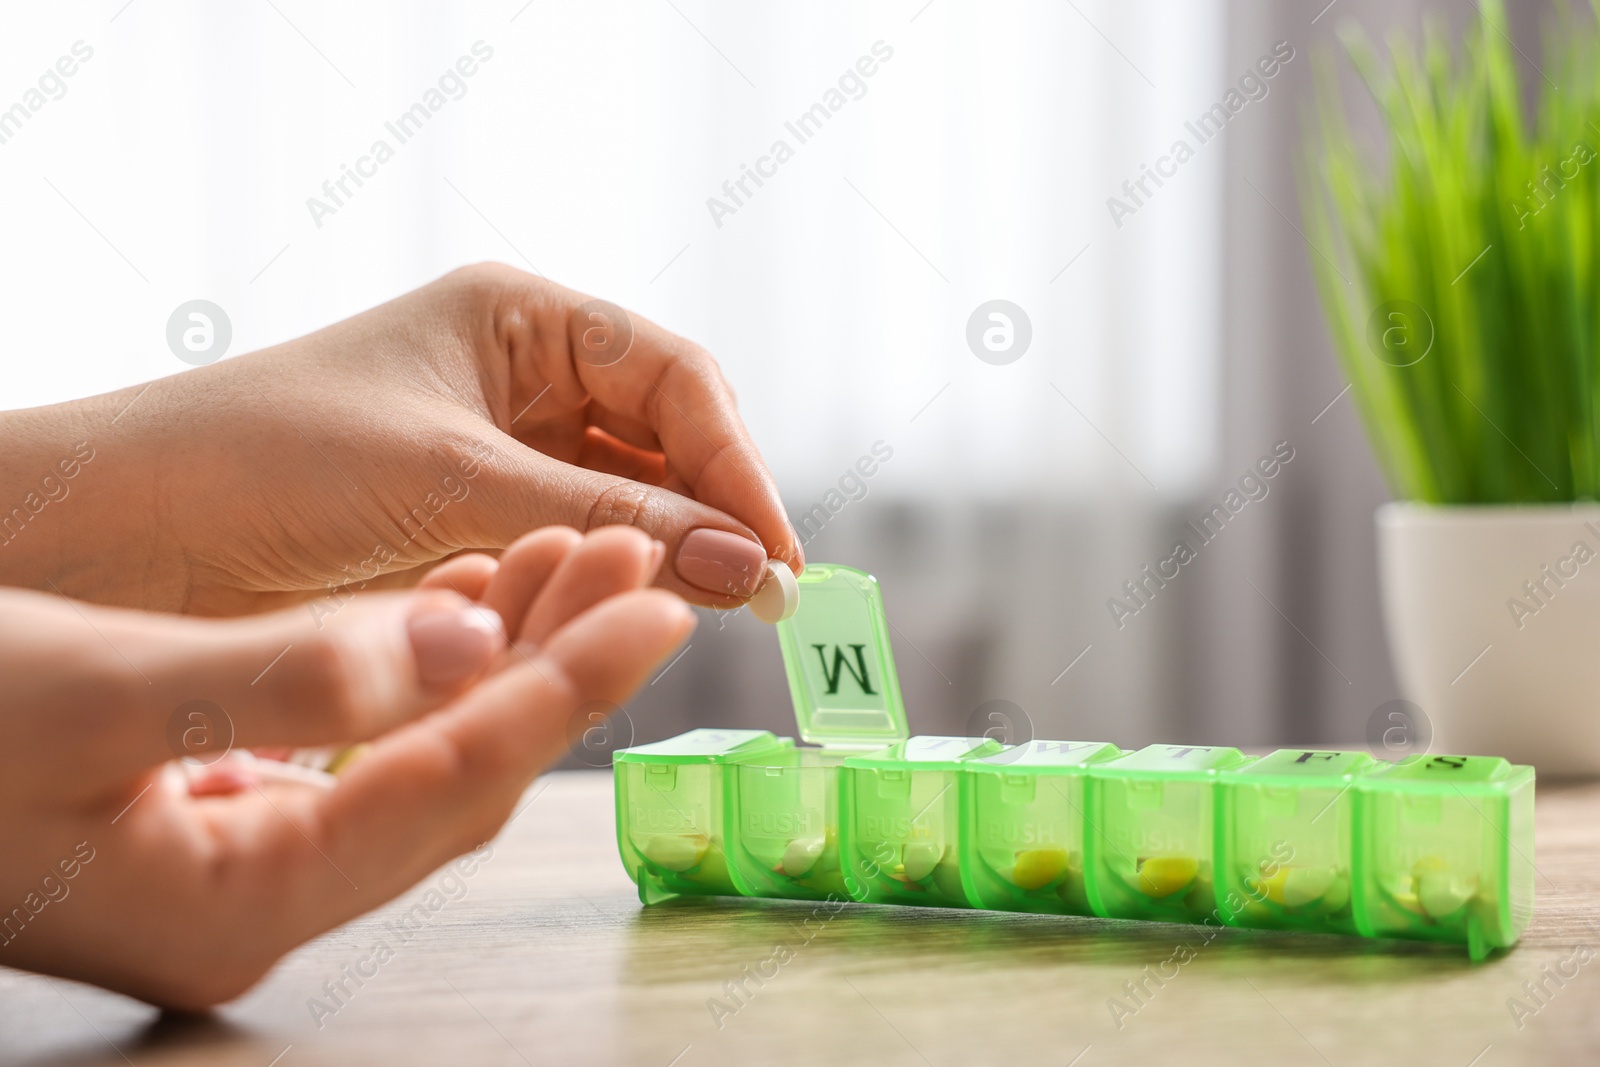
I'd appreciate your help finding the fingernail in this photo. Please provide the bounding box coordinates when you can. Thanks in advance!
[408,604,505,688]
[675,528,767,597]
[648,539,667,577]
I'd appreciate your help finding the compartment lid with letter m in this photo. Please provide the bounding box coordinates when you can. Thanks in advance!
[775,563,909,750]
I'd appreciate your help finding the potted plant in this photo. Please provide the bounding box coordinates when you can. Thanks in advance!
[1307,0,1600,772]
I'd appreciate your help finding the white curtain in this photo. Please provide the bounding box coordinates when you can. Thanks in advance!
[0,0,1228,746]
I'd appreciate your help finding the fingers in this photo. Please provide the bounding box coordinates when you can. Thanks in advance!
[576,426,668,485]
[460,266,803,595]
[478,525,582,634]
[511,526,663,646]
[472,445,771,607]
[477,525,661,647]
[295,588,694,908]
[576,317,799,567]
[0,587,506,790]
[585,405,662,454]
[416,553,500,601]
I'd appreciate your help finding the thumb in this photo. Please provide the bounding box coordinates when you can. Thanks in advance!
[39,589,506,781]
[464,443,776,608]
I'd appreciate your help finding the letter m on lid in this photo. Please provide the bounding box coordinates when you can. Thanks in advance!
[812,644,877,696]
[775,564,909,748]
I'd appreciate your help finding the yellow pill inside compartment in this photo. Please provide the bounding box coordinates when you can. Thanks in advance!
[1132,855,1199,898]
[1004,848,1071,891]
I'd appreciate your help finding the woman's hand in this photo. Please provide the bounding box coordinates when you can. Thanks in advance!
[0,263,799,615]
[0,526,692,1008]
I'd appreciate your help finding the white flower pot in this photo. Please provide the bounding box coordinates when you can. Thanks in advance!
[1378,502,1600,775]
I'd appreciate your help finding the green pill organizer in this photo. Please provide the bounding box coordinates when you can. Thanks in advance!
[613,564,1536,959]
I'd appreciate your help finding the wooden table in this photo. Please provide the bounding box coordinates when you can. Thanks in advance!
[4,770,1599,1066]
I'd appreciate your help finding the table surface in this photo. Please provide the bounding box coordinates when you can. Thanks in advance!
[3,769,1599,1067]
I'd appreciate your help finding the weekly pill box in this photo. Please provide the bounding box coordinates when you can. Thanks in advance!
[613,564,1535,959]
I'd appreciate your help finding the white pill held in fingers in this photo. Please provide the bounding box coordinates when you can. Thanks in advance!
[748,560,799,623]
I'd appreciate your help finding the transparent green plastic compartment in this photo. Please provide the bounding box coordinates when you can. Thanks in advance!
[838,736,1002,907]
[1351,754,1535,960]
[1084,745,1255,923]
[959,740,1124,915]
[726,747,849,901]
[1214,748,1379,934]
[613,728,787,905]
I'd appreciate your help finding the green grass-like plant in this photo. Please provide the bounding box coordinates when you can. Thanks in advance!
[1307,0,1600,502]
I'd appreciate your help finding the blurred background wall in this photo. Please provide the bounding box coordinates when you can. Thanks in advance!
[0,0,1551,757]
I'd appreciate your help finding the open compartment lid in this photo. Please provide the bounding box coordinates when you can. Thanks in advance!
[775,563,909,750]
